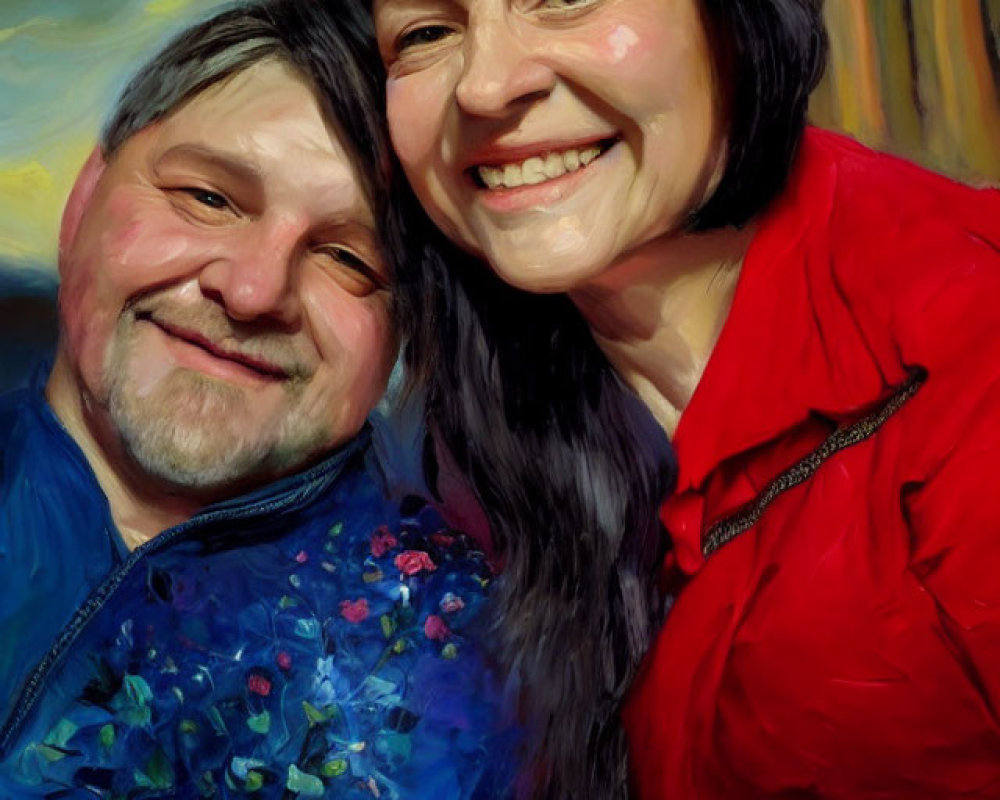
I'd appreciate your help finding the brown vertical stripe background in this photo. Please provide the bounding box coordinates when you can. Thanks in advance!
[812,0,1000,184]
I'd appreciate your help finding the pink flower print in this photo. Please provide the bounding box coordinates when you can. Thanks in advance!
[276,651,292,671]
[424,615,451,641]
[439,592,465,614]
[431,532,456,547]
[247,673,272,697]
[394,550,437,576]
[294,550,309,564]
[340,598,370,623]
[370,526,399,558]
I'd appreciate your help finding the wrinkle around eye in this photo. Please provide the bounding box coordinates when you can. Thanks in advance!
[398,23,457,51]
[311,246,390,298]
[164,186,242,225]
[534,0,602,20]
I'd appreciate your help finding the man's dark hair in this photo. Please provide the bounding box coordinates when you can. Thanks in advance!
[398,1,829,797]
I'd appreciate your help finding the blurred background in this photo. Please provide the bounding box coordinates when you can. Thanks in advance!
[0,0,998,384]
[811,0,1000,185]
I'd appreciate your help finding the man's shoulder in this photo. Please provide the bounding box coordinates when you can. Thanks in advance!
[0,383,35,420]
[0,383,43,479]
[14,492,509,798]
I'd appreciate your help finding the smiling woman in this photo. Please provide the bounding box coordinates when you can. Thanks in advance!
[374,0,1000,797]
[379,0,729,294]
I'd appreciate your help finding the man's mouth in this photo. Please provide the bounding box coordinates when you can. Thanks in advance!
[138,312,290,381]
[470,138,619,190]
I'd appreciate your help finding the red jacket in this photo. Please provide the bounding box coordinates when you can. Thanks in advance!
[623,128,1000,799]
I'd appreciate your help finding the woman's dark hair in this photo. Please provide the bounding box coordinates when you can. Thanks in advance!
[397,1,828,797]
[693,0,828,229]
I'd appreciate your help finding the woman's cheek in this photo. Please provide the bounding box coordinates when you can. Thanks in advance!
[387,76,436,173]
[387,61,460,169]
[566,13,702,115]
[605,24,641,63]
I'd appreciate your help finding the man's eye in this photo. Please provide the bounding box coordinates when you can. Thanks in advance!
[540,0,599,10]
[184,188,230,210]
[398,25,454,51]
[319,246,389,297]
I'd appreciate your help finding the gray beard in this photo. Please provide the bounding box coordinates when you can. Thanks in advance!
[108,368,277,490]
[103,318,330,494]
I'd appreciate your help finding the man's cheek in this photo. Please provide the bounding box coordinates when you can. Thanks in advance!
[59,280,108,371]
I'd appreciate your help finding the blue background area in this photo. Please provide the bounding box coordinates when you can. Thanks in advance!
[0,261,58,391]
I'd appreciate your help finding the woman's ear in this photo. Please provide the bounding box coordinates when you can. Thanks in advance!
[58,147,107,261]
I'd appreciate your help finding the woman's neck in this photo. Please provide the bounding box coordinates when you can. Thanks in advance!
[569,224,754,437]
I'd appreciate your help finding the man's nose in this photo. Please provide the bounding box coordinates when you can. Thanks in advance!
[197,219,303,326]
[455,13,556,118]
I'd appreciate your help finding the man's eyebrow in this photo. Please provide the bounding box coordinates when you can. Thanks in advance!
[154,144,263,185]
[315,219,382,250]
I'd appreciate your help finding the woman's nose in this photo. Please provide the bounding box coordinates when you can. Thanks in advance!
[455,14,556,118]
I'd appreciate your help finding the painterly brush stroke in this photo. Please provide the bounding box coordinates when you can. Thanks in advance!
[1,0,997,272]
[0,0,227,267]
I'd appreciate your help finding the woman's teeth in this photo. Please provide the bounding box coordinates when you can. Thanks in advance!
[477,144,603,189]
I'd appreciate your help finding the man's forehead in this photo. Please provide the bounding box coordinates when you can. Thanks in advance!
[134,61,375,225]
[157,60,316,133]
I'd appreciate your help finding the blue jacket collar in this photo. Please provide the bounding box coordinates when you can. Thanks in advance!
[20,364,373,542]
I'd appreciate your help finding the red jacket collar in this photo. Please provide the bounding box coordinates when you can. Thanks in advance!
[665,129,914,571]
[672,129,909,494]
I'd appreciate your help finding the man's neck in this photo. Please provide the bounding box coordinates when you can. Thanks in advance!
[569,224,754,437]
[46,353,203,550]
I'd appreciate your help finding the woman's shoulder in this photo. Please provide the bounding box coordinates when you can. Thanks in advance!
[785,129,1000,365]
[803,127,1000,260]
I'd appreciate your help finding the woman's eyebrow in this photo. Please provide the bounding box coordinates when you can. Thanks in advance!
[375,0,456,20]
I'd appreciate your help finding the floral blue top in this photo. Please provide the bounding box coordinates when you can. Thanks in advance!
[0,383,520,799]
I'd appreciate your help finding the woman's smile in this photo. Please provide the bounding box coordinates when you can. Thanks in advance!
[469,136,618,190]
[467,136,624,214]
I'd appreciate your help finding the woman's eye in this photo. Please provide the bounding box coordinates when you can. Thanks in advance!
[398,24,454,51]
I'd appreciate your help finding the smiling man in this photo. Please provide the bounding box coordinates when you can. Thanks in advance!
[0,2,517,797]
[51,53,395,549]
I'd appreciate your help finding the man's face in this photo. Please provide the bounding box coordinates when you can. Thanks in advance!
[54,59,397,494]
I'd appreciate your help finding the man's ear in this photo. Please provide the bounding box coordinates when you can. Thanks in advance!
[59,147,107,260]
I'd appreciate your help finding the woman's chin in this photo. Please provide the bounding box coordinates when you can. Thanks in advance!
[486,256,610,295]
[472,228,618,296]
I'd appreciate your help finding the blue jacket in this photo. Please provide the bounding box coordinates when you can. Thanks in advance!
[0,375,518,798]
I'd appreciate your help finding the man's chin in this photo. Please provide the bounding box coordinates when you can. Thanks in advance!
[108,374,275,494]
[116,412,273,495]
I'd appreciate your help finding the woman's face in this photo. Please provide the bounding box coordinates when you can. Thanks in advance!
[374,0,728,293]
